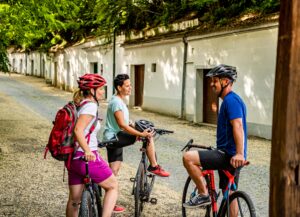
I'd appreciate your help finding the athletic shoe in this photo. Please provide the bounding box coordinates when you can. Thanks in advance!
[147,165,170,177]
[183,194,211,208]
[113,205,125,213]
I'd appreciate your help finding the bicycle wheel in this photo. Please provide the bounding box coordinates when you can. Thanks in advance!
[182,176,211,217]
[219,191,256,217]
[79,190,93,217]
[93,184,102,217]
[135,162,146,217]
[145,156,156,197]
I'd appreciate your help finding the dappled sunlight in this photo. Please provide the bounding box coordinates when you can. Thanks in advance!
[243,75,267,119]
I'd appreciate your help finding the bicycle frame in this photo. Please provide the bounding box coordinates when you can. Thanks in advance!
[79,158,101,217]
[202,169,237,217]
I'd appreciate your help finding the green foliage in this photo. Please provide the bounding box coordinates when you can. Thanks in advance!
[0,0,280,52]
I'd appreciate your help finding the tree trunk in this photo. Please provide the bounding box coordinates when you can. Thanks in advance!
[269,0,300,216]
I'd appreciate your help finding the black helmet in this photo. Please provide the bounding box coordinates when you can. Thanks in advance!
[135,119,155,132]
[206,64,237,81]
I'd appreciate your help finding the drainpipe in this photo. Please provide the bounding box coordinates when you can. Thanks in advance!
[25,51,28,75]
[40,52,42,77]
[112,29,116,95]
[180,36,188,119]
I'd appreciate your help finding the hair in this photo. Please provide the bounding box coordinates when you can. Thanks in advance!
[114,74,130,92]
[73,88,91,105]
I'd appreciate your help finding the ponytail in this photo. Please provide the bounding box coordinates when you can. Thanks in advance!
[73,89,84,105]
[73,88,92,105]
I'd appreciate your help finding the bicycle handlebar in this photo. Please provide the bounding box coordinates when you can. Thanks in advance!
[98,135,119,148]
[181,139,250,166]
[155,128,174,135]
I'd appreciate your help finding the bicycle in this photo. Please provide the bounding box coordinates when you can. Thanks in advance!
[181,139,256,217]
[78,136,118,217]
[130,120,173,217]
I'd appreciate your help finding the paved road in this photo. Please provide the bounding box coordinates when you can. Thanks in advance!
[0,73,271,216]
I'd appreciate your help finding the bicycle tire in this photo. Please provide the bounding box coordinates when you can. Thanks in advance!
[135,162,145,217]
[79,190,93,217]
[219,191,256,217]
[182,176,212,217]
[144,156,156,198]
[93,183,102,217]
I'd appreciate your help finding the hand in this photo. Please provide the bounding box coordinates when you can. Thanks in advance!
[230,153,245,168]
[84,151,96,162]
[141,128,155,138]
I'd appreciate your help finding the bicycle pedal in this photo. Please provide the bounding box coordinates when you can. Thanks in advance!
[130,177,136,182]
[149,198,157,204]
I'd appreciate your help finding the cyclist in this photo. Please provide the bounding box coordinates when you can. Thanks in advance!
[66,74,118,217]
[182,64,247,216]
[103,74,170,212]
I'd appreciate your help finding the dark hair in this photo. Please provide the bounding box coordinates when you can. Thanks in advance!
[114,74,130,91]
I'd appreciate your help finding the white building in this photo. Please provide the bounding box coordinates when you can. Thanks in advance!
[8,22,278,139]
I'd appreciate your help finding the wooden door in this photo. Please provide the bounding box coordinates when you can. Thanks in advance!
[134,65,145,107]
[203,69,218,124]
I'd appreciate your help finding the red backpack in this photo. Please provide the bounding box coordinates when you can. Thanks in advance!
[44,101,97,168]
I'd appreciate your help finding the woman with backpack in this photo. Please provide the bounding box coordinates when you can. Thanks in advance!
[66,74,117,217]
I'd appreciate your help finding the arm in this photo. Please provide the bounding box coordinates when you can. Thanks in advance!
[230,118,245,168]
[74,114,96,161]
[114,110,153,138]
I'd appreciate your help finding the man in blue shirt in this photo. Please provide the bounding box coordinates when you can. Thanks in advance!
[182,64,247,213]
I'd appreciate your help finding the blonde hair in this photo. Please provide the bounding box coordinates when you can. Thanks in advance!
[73,88,84,105]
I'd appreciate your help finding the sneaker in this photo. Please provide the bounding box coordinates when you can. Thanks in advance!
[147,165,170,177]
[183,194,211,208]
[113,205,125,213]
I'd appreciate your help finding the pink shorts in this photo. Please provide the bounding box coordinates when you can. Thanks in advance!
[68,151,113,185]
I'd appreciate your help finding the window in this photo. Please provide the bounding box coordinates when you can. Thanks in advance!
[151,63,156,72]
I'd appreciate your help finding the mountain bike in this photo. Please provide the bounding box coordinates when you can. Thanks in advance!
[130,124,173,217]
[78,137,118,217]
[181,139,256,217]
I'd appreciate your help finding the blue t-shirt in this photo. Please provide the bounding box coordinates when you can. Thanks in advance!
[217,91,247,159]
[103,95,129,140]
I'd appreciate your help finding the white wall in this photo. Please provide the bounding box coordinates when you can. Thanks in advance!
[123,39,184,116]
[186,24,278,138]
[7,24,278,139]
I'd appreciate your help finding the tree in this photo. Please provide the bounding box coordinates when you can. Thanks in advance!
[269,0,300,216]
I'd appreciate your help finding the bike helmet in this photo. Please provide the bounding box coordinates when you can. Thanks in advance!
[206,64,237,82]
[77,74,107,90]
[135,119,155,132]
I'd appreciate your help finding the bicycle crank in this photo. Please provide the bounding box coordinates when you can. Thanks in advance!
[149,198,157,204]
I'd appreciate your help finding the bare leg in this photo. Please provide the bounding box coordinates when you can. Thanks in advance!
[145,137,158,167]
[230,196,238,217]
[183,151,207,195]
[109,161,122,176]
[66,184,84,217]
[99,174,118,217]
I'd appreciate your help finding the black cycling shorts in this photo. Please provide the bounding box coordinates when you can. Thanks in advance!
[198,149,242,190]
[106,131,137,163]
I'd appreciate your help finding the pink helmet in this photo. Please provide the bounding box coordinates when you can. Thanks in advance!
[77,74,106,90]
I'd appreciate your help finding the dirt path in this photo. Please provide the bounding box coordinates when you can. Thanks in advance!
[0,76,181,217]
[0,73,271,217]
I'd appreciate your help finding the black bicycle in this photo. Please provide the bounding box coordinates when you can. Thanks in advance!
[78,137,118,217]
[181,139,256,217]
[130,120,173,217]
